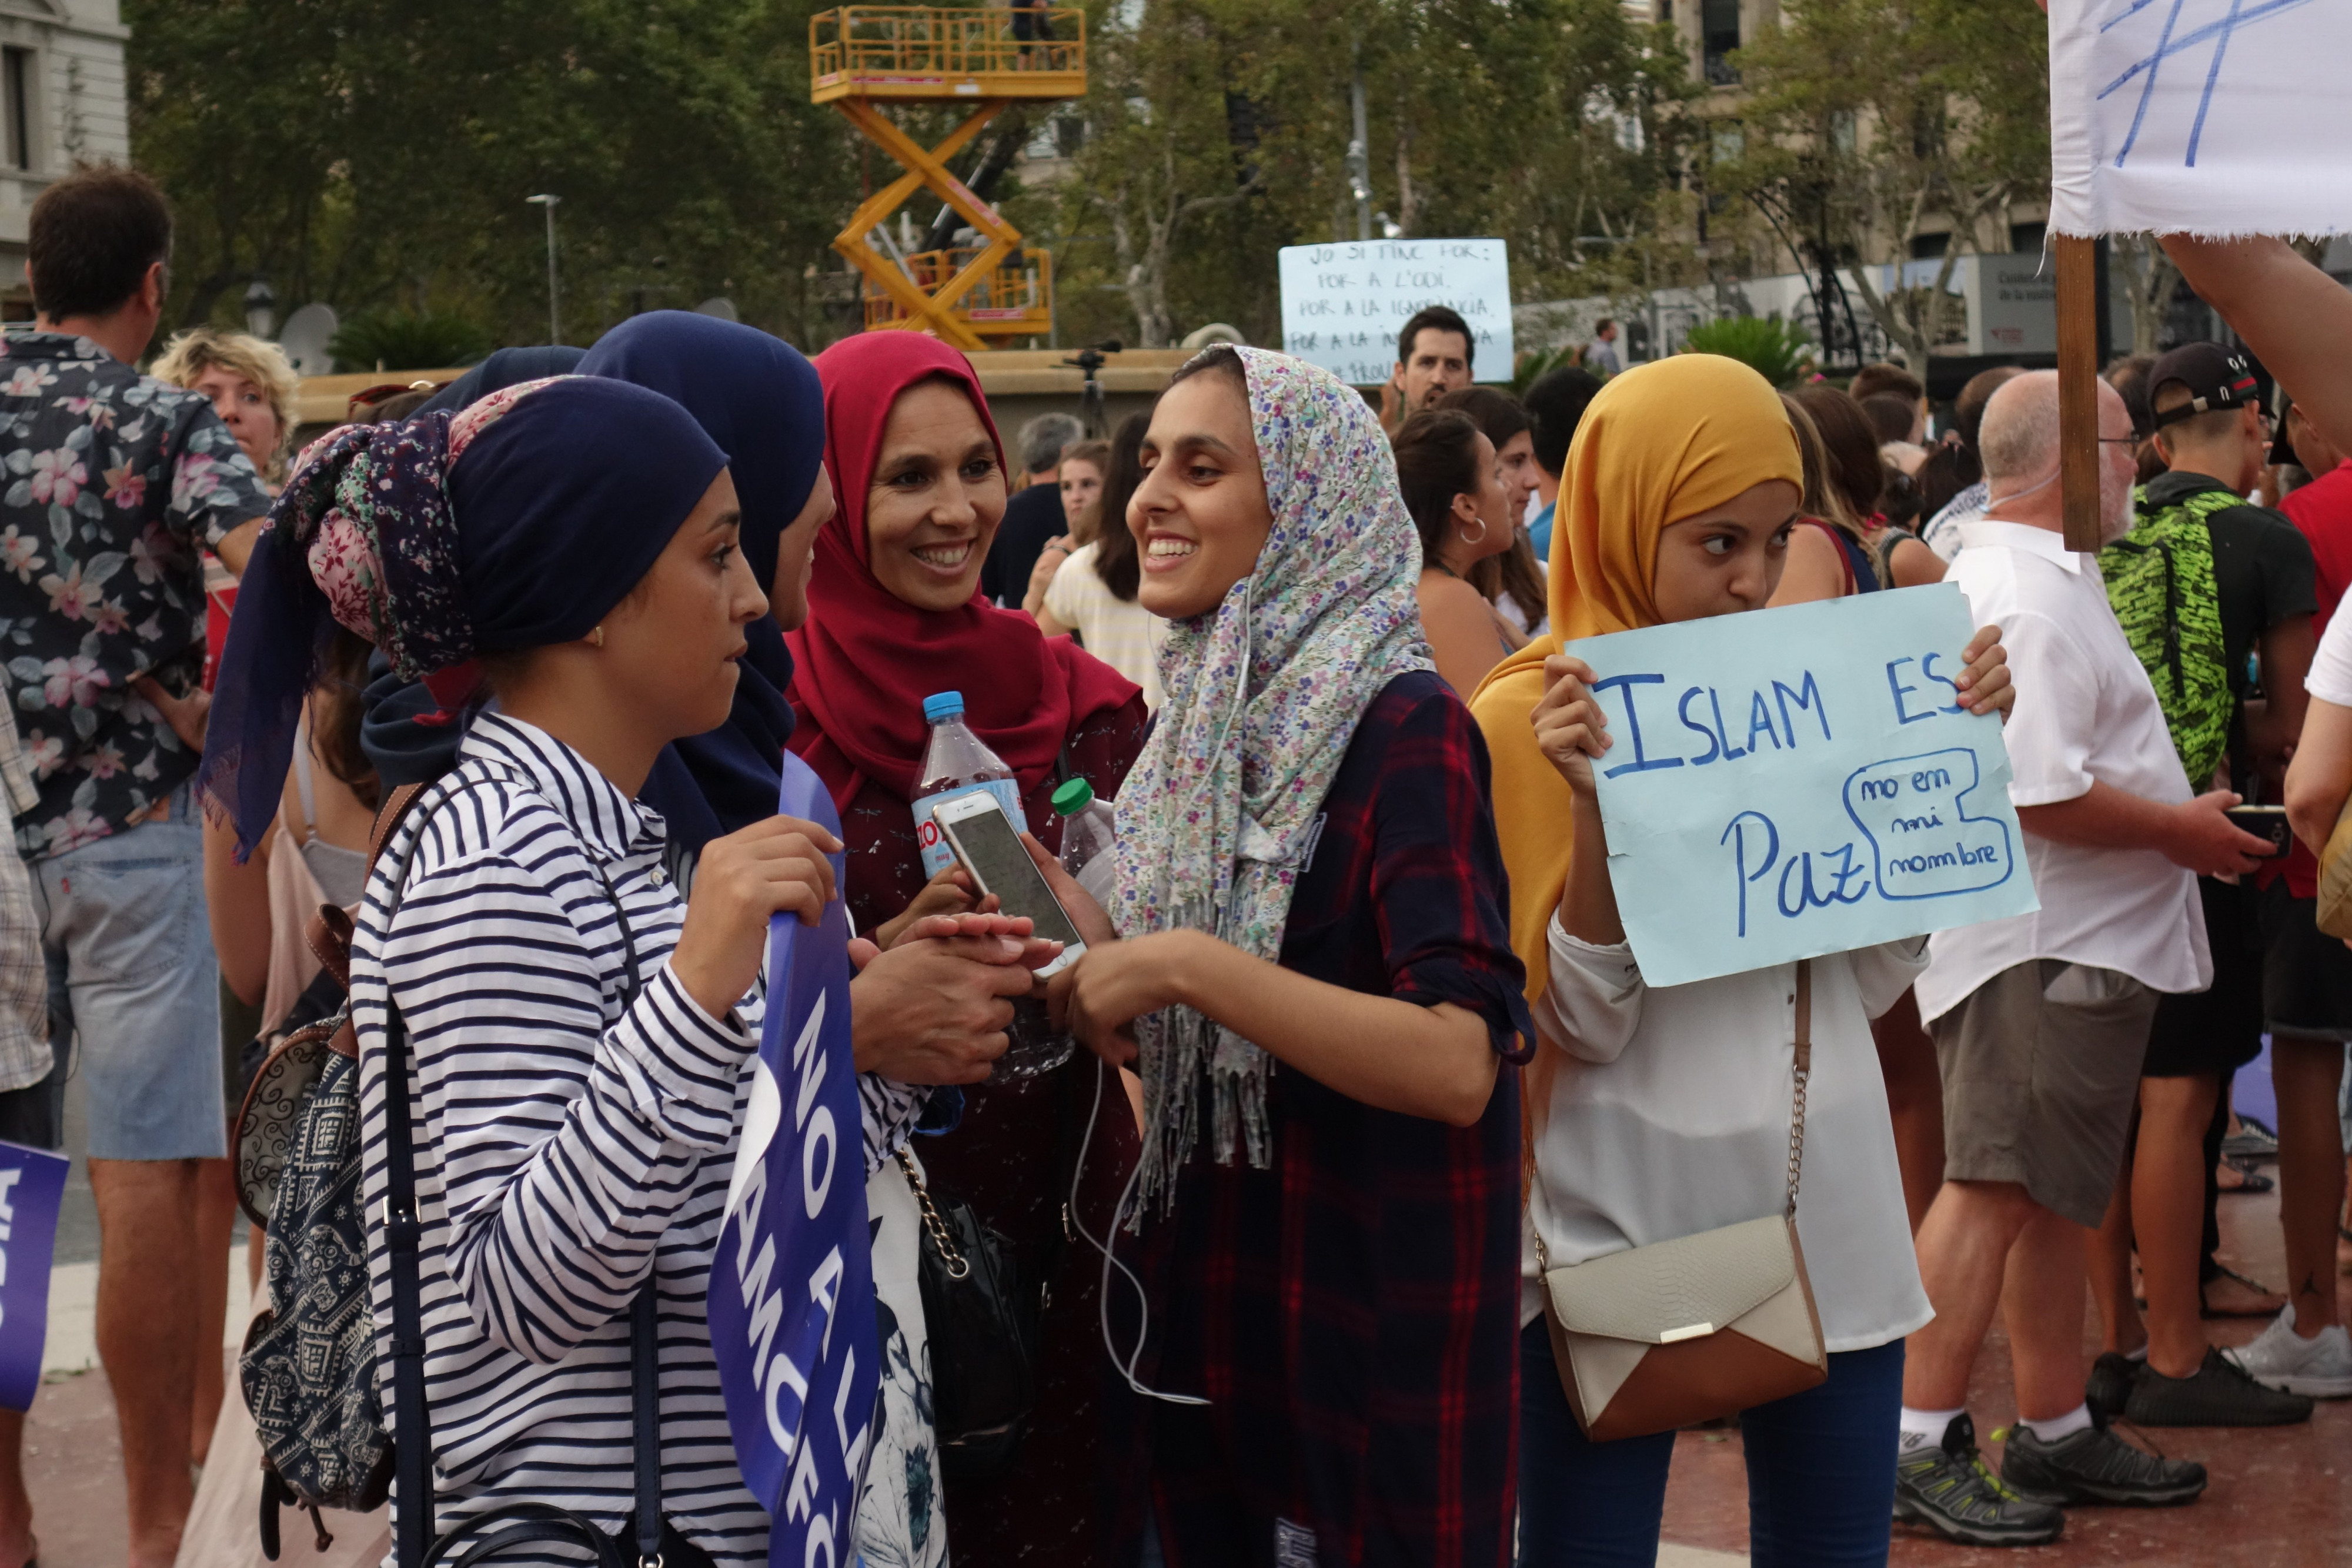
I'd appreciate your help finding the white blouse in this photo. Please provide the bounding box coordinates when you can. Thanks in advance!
[1524,917,1934,1354]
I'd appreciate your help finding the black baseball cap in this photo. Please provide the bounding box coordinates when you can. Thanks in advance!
[2150,342,2261,430]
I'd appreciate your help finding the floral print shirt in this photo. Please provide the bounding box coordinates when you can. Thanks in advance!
[0,331,272,858]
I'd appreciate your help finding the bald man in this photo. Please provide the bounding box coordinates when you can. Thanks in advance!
[1893,373,2271,1546]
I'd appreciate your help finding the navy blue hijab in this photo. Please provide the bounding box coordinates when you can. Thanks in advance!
[580,313,826,855]
[413,346,587,419]
[201,376,727,856]
[359,315,826,857]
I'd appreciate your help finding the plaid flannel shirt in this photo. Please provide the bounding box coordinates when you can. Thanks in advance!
[1109,673,1535,1568]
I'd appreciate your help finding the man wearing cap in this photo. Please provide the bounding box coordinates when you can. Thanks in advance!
[2082,342,2318,1427]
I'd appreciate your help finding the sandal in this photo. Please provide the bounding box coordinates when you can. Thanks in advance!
[2201,1264,2287,1319]
[2217,1156,2274,1195]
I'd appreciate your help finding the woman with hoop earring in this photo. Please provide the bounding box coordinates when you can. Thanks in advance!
[1397,408,1525,696]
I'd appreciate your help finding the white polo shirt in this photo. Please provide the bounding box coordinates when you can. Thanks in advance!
[1916,519,2212,1023]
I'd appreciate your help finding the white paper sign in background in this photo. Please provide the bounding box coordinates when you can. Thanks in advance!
[2049,0,2352,238]
[1277,239,1515,386]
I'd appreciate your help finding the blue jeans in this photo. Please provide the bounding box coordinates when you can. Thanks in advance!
[28,785,220,1159]
[1518,1320,1903,1568]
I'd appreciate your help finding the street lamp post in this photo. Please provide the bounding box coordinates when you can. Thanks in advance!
[525,193,562,345]
[243,278,277,340]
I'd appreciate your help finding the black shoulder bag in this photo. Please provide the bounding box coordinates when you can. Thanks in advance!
[382,796,706,1568]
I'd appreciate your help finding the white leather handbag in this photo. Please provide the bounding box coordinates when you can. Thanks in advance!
[1534,961,1829,1443]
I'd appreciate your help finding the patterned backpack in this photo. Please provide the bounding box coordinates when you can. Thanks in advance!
[233,784,427,1557]
[2102,484,2236,791]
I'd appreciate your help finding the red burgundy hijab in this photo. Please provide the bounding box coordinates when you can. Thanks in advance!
[787,332,1138,811]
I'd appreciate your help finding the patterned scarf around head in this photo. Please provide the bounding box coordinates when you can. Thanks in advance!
[1111,346,1434,1214]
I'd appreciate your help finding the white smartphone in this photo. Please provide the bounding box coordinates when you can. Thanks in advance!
[931,793,1088,978]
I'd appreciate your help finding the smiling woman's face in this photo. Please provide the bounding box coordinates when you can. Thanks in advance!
[1127,369,1271,620]
[864,377,1007,611]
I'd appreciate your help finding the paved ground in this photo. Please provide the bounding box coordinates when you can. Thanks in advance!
[11,1118,2350,1566]
[1651,1179,2352,1567]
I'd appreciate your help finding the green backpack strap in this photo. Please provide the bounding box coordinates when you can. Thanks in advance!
[2100,485,2234,790]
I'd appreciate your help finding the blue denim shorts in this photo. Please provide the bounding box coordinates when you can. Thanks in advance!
[30,785,221,1160]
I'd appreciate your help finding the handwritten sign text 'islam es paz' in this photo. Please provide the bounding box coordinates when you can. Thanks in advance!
[1564,583,2040,989]
[1278,239,1514,387]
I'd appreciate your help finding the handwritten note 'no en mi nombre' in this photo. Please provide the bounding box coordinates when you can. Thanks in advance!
[1565,583,2041,989]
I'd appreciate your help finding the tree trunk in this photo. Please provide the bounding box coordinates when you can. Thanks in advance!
[1394,105,1418,238]
[1847,263,1928,363]
[2111,233,2179,357]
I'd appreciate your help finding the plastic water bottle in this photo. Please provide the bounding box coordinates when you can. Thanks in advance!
[1053,777,1118,908]
[911,691,1026,879]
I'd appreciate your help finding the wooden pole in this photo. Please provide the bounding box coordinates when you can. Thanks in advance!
[2055,233,2104,553]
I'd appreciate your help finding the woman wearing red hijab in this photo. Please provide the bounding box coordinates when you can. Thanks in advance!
[787,331,1146,1563]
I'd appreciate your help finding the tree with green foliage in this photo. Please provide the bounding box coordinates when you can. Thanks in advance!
[1716,0,2050,365]
[1033,0,1696,351]
[127,0,868,352]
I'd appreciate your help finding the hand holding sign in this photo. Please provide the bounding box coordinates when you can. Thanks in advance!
[1532,654,1613,797]
[1565,584,2039,988]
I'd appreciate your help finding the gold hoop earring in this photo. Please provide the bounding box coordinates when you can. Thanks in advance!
[1456,517,1488,547]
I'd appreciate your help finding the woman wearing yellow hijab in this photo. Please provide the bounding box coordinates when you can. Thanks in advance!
[1471,357,2019,1565]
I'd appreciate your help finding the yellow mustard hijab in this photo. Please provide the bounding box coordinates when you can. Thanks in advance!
[1468,355,1803,998]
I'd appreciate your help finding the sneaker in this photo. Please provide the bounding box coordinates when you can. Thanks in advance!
[1893,1413,2065,1547]
[2221,1115,2278,1161]
[2086,1350,2142,1419]
[2124,1348,2314,1426]
[2225,1306,2352,1398]
[2000,1412,2206,1507]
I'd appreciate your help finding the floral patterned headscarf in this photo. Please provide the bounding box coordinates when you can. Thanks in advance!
[1112,346,1434,1213]
[199,375,726,858]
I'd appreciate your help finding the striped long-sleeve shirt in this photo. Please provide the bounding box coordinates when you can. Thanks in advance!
[352,713,922,1566]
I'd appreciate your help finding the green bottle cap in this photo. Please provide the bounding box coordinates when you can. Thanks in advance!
[1051,777,1095,816]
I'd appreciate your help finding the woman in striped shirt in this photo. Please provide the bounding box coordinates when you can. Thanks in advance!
[203,374,1051,1566]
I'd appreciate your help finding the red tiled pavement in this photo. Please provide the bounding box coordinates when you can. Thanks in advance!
[1659,1182,2352,1566]
[14,1191,2350,1567]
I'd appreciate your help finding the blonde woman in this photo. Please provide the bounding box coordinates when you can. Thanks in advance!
[153,327,299,490]
[151,325,301,1472]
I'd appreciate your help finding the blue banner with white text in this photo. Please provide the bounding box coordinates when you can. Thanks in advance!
[0,1139,68,1411]
[710,753,877,1566]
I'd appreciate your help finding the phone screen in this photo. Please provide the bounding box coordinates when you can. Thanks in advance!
[2226,804,2292,858]
[938,802,1086,948]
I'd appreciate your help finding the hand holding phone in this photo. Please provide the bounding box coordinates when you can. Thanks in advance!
[2224,803,2293,860]
[934,794,1087,978]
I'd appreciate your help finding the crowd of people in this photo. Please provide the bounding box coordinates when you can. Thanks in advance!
[3,161,2352,1568]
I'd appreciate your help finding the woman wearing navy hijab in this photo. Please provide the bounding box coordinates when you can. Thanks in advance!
[583,315,1051,1563]
[577,313,826,854]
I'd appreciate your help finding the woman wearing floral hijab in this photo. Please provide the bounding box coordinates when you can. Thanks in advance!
[1040,346,1532,1567]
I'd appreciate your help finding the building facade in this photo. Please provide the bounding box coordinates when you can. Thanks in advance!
[0,0,130,317]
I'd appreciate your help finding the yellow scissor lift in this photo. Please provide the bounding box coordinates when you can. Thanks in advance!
[812,6,1085,349]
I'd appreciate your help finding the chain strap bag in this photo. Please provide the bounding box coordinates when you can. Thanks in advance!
[1532,959,1829,1444]
[893,1146,1040,1480]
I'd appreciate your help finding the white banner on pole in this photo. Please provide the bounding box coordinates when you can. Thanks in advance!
[2049,0,2352,238]
[1277,240,1514,386]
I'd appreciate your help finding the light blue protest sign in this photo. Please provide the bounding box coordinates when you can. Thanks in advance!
[1563,583,2039,988]
[710,752,877,1567]
[0,1140,67,1411]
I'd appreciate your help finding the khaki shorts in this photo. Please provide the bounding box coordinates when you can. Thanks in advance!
[1929,959,2158,1228]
